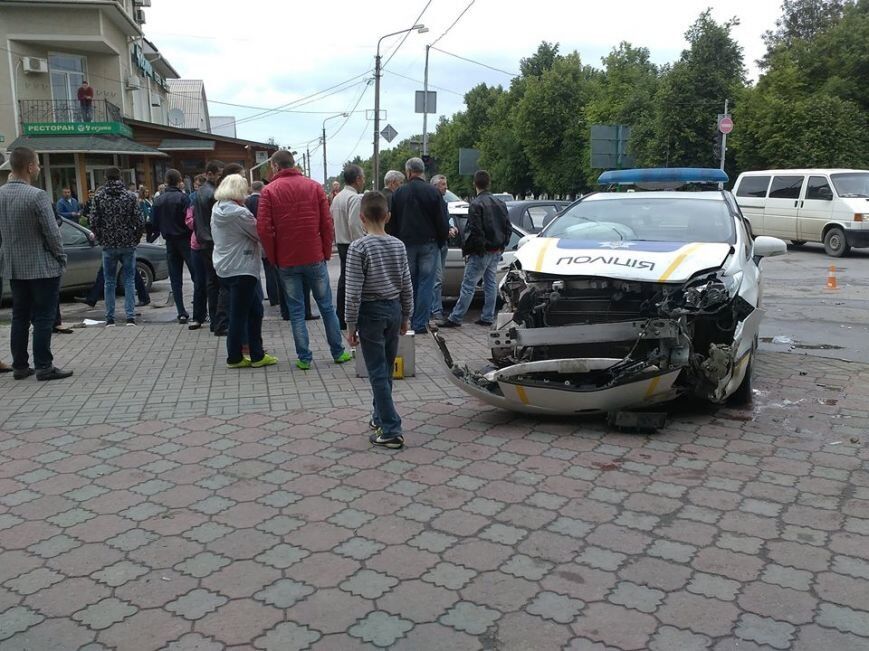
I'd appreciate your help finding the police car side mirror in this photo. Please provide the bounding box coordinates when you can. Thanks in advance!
[753,236,787,259]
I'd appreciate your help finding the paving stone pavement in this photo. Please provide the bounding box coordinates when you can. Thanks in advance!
[1,281,869,649]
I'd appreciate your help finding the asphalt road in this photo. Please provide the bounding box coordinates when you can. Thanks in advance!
[759,242,869,363]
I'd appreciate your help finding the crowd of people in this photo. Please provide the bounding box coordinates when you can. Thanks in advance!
[0,146,513,448]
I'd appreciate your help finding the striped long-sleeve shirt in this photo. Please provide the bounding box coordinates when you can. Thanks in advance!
[344,234,413,330]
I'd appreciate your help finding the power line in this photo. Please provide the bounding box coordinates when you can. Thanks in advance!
[430,46,519,77]
[429,0,476,48]
[382,0,433,69]
[382,70,465,97]
[343,119,372,165]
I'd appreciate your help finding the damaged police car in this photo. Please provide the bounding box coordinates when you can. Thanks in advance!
[432,168,787,415]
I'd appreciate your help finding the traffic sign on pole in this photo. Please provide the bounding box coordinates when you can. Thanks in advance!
[380,124,398,143]
[718,115,733,134]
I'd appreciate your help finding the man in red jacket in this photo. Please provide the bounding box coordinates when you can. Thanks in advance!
[257,150,351,370]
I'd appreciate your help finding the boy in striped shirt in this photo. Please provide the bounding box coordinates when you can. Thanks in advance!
[345,192,414,449]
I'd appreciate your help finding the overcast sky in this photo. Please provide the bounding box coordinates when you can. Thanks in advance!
[146,0,783,183]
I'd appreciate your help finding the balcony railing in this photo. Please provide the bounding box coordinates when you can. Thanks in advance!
[19,99,123,125]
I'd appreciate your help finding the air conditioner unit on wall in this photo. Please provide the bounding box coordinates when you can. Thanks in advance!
[125,75,142,90]
[151,96,162,107]
[22,57,48,74]
[134,8,146,23]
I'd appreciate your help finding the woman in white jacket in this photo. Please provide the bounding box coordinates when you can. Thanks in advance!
[211,174,277,369]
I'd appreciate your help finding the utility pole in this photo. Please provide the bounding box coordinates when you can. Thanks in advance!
[373,25,428,190]
[422,44,430,156]
[322,113,348,188]
[373,50,382,191]
[719,98,728,172]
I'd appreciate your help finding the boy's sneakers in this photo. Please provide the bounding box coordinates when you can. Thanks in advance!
[296,360,312,371]
[369,430,404,449]
[368,418,378,430]
[334,352,353,364]
[251,354,278,368]
[126,318,136,326]
[105,319,116,327]
[227,358,252,369]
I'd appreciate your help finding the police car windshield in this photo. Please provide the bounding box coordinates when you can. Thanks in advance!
[831,173,869,198]
[543,197,735,244]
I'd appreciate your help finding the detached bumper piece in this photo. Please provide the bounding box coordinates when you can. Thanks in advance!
[431,330,681,415]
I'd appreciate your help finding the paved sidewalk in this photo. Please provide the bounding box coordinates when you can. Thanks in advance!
[1,293,868,649]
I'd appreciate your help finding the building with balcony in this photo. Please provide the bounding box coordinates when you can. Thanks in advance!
[0,0,277,198]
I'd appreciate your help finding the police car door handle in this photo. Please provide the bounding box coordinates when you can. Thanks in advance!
[794,200,798,208]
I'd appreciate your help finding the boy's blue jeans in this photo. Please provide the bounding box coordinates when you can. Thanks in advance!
[358,299,402,438]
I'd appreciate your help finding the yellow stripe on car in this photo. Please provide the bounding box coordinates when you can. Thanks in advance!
[535,238,555,272]
[657,243,705,282]
[515,385,530,405]
[644,376,662,399]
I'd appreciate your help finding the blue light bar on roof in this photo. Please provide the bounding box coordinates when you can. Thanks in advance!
[597,168,729,185]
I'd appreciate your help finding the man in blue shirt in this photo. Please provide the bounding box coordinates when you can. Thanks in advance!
[55,187,80,221]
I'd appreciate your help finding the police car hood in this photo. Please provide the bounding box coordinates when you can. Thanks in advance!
[517,238,733,283]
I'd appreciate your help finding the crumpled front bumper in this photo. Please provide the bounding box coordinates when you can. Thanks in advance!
[431,331,682,415]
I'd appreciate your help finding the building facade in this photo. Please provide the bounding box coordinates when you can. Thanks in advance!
[1,0,276,198]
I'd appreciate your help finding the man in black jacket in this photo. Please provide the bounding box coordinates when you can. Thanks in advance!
[388,157,448,334]
[91,167,145,326]
[193,160,228,335]
[152,169,196,325]
[439,170,510,328]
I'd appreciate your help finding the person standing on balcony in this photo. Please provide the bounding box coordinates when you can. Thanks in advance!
[55,188,80,222]
[77,81,94,122]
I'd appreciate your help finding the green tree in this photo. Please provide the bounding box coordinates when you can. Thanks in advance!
[515,52,597,194]
[633,11,745,170]
[761,0,847,65]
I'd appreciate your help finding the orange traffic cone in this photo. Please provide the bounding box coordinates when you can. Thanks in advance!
[826,265,838,290]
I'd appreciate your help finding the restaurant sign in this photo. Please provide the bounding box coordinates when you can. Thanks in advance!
[23,122,134,138]
[132,44,169,91]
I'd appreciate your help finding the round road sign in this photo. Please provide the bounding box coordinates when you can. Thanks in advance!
[718,116,734,134]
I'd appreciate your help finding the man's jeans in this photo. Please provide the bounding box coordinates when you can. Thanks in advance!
[449,251,501,324]
[431,243,449,318]
[277,262,345,364]
[10,276,61,371]
[85,265,149,305]
[358,299,402,437]
[166,237,194,319]
[224,275,265,365]
[80,101,92,122]
[405,241,439,331]
[336,243,349,330]
[103,247,136,321]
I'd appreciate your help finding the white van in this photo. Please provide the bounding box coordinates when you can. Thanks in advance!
[733,169,869,257]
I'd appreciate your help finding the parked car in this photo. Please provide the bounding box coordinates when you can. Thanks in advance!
[433,168,787,415]
[733,168,869,257]
[505,200,571,233]
[441,201,529,298]
[2,219,169,298]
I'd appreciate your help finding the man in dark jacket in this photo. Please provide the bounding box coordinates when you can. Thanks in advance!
[257,150,350,370]
[439,170,510,328]
[91,167,145,326]
[388,157,449,334]
[193,160,228,334]
[152,169,196,325]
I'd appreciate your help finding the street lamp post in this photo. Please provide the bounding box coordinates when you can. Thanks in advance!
[322,112,348,188]
[373,24,428,190]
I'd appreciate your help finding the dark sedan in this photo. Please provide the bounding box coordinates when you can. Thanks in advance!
[506,200,571,233]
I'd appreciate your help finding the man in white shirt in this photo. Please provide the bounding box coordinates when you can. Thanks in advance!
[330,164,366,330]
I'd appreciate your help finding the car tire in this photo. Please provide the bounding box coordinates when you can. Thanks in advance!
[790,240,806,247]
[823,227,850,258]
[134,261,154,292]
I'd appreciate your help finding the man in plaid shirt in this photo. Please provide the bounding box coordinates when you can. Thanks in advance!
[0,147,73,381]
